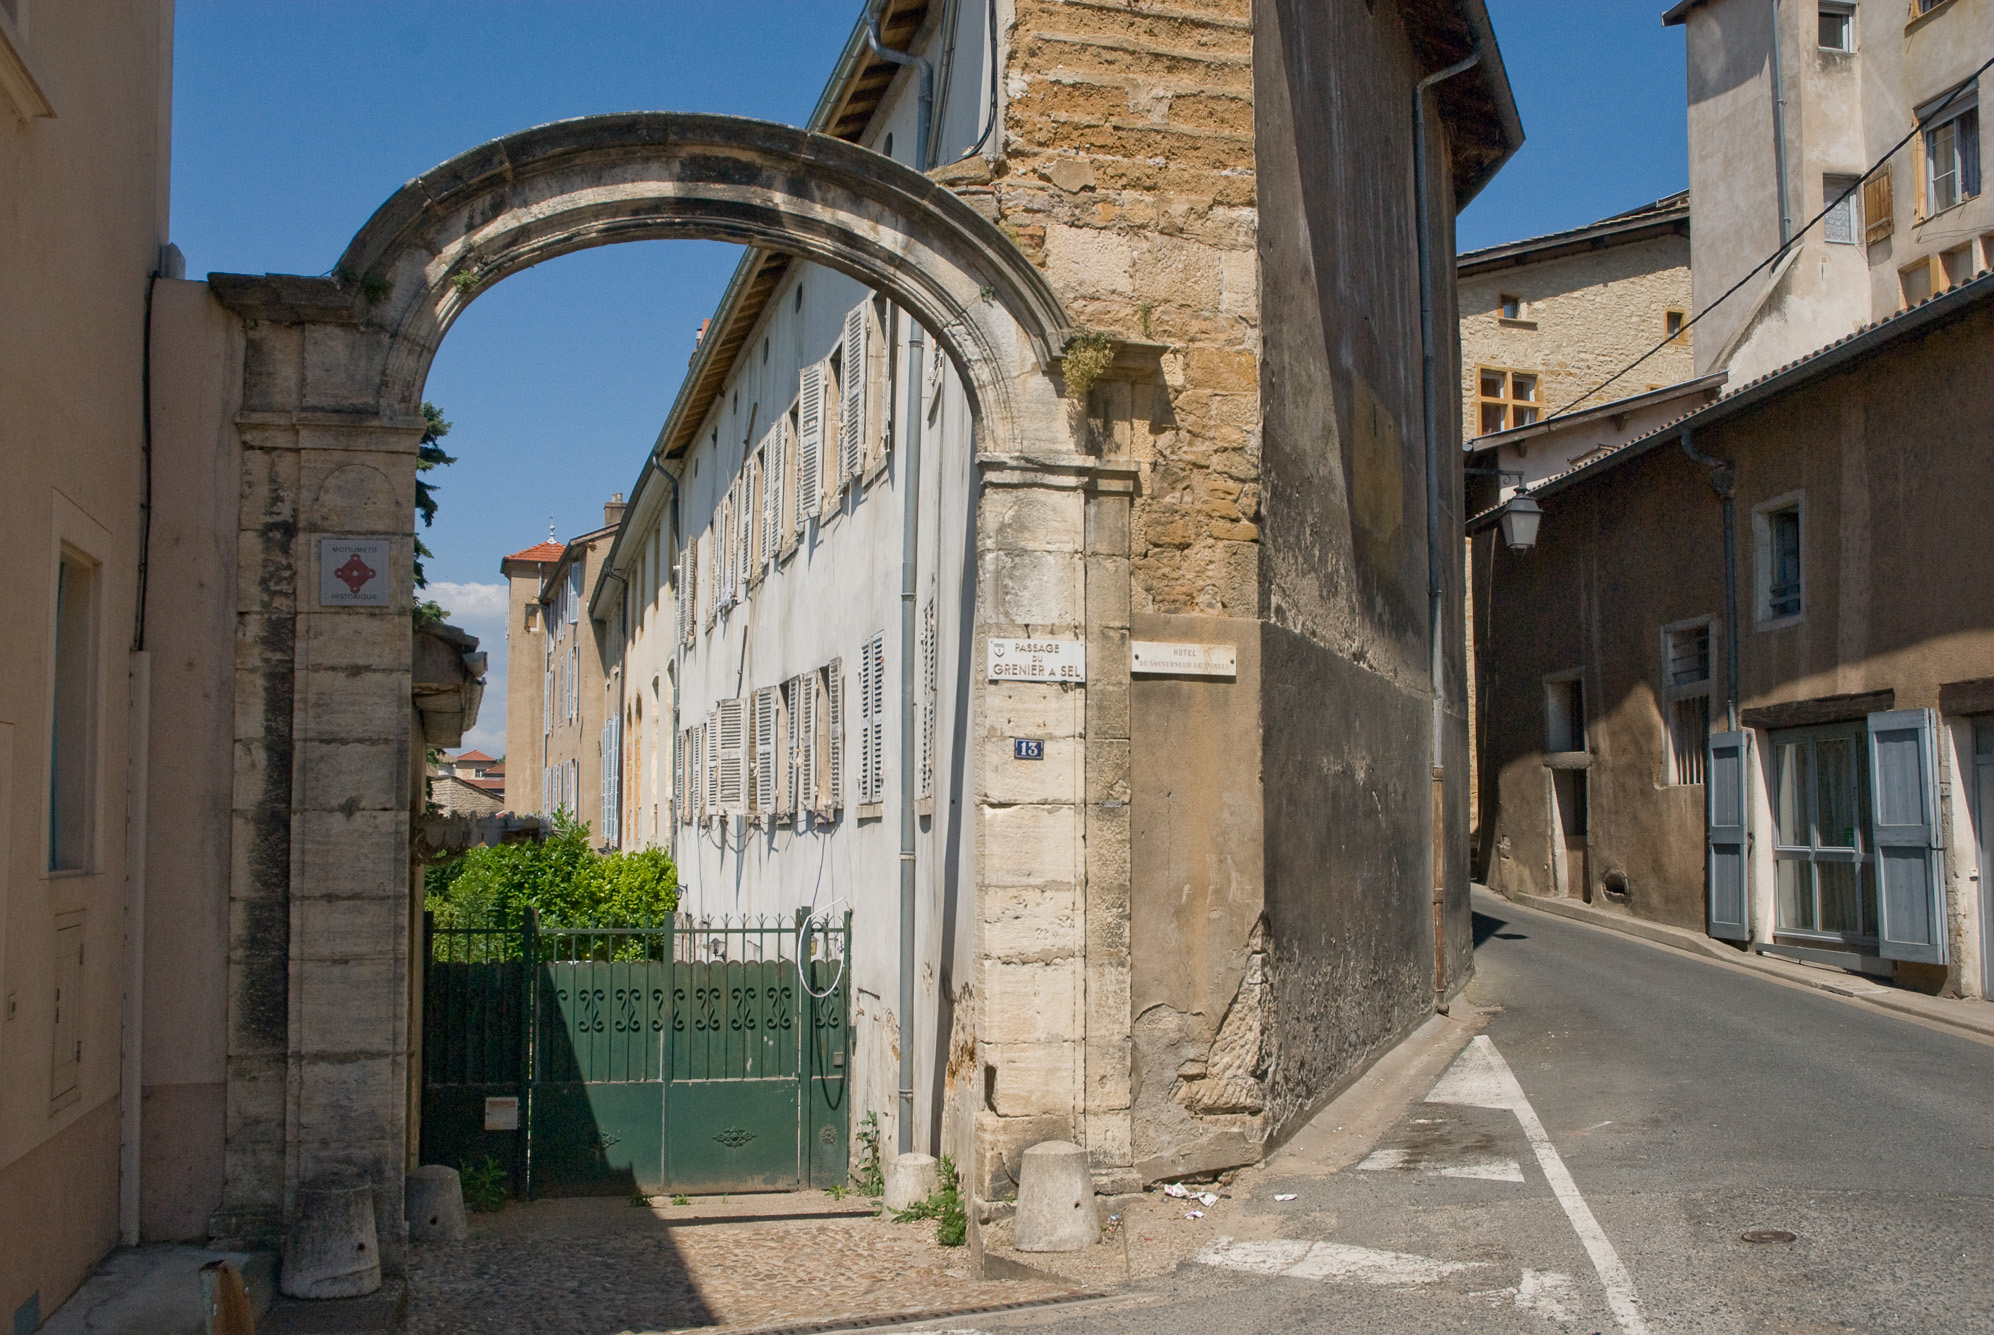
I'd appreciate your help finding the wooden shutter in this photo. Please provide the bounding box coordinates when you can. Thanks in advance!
[754,685,778,816]
[840,304,867,488]
[1706,730,1751,941]
[867,631,887,804]
[797,673,818,823]
[717,696,747,813]
[826,658,845,813]
[736,472,754,595]
[703,711,718,817]
[798,365,825,527]
[1868,708,1947,963]
[1863,172,1894,244]
[769,419,789,553]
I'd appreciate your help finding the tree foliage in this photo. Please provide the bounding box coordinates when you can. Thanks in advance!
[414,400,456,590]
[425,811,679,928]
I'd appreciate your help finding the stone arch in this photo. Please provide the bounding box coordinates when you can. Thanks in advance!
[207,113,1126,1254]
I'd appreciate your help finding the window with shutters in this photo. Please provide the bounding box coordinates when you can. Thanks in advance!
[1862,172,1894,243]
[1823,174,1862,244]
[735,471,755,600]
[1662,619,1715,786]
[50,915,83,1111]
[1920,87,1979,217]
[753,685,778,817]
[600,715,621,846]
[1753,496,1804,624]
[856,631,888,808]
[838,304,867,491]
[1771,721,1875,941]
[825,659,845,815]
[1475,367,1540,435]
[797,366,827,532]
[717,696,747,814]
[1816,2,1853,50]
[918,596,937,804]
[795,671,819,827]
[702,712,718,818]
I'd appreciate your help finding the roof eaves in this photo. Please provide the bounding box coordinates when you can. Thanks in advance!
[1457,195,1690,275]
[1467,271,1994,528]
[1462,371,1728,453]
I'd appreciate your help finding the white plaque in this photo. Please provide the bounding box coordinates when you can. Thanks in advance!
[483,1095,519,1131]
[1131,641,1237,678]
[319,537,392,607]
[987,637,1086,683]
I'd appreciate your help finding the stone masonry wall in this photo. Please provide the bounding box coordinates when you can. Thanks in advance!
[1459,236,1694,439]
[995,0,1262,617]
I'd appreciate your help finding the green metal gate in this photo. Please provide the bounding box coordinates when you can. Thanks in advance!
[421,909,850,1197]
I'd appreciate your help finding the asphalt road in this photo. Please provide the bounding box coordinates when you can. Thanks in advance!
[959,889,1994,1334]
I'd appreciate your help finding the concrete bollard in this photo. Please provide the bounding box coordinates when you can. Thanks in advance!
[1012,1140,1098,1252]
[405,1164,469,1243]
[882,1152,940,1212]
[281,1179,382,1299]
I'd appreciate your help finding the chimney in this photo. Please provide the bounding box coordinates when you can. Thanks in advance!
[603,492,626,528]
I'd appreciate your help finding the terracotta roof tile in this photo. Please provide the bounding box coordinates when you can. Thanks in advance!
[503,541,566,564]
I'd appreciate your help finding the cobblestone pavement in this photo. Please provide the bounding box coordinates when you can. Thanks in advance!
[405,1194,1078,1335]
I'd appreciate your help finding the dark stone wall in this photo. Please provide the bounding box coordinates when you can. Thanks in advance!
[1252,0,1474,1145]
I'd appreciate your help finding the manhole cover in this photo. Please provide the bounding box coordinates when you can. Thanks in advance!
[1740,1229,1796,1244]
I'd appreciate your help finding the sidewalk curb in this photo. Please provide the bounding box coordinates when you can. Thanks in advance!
[1488,887,1994,1043]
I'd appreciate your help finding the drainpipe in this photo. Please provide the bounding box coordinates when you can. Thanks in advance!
[1415,48,1481,1015]
[1680,429,1741,729]
[896,314,924,1155]
[1768,0,1793,248]
[867,5,935,171]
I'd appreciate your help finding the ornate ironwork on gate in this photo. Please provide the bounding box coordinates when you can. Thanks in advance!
[421,908,850,1197]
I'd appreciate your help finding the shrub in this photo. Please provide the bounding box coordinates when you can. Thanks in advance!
[425,810,678,929]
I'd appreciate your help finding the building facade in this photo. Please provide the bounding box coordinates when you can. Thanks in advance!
[0,2,179,1325]
[1475,275,1994,1002]
[1667,0,1991,385]
[594,0,1521,1203]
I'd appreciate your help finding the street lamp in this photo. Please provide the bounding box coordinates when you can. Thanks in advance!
[1498,491,1543,552]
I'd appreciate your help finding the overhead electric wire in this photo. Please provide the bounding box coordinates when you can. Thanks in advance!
[1534,49,1994,427]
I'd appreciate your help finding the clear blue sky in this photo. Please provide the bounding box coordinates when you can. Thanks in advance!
[170,0,1688,750]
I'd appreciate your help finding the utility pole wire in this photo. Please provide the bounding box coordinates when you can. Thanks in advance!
[1533,49,1994,427]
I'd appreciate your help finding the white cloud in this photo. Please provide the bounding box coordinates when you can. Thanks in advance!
[425,581,511,757]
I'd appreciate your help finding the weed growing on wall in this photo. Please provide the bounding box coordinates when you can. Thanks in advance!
[892,1154,966,1247]
[1059,331,1115,400]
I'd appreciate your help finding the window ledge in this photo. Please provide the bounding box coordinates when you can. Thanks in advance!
[1755,612,1805,632]
[0,13,53,120]
[1496,317,1538,329]
[1912,196,1979,229]
[1905,0,1960,35]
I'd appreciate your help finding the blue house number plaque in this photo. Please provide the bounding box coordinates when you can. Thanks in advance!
[1013,738,1045,760]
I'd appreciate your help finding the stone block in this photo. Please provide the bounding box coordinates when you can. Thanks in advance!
[980,549,1084,627]
[982,679,1084,740]
[297,957,405,1056]
[1183,347,1259,395]
[294,897,405,964]
[1087,681,1130,739]
[302,325,390,414]
[980,884,1080,963]
[292,810,410,899]
[983,1042,1081,1117]
[1084,1113,1135,1175]
[282,1179,382,1299]
[236,529,296,615]
[971,1110,1074,1198]
[1132,236,1223,309]
[978,804,1080,887]
[1086,556,1133,628]
[982,486,1085,553]
[295,1057,404,1146]
[1083,738,1131,806]
[1085,802,1132,894]
[295,739,405,814]
[224,1058,288,1143]
[1220,249,1259,319]
[301,456,409,533]
[1012,1141,1097,1251]
[883,1153,941,1212]
[405,1166,469,1243]
[296,662,411,743]
[980,960,1081,1044]
[302,607,413,669]
[1044,224,1133,298]
[982,734,1081,806]
[1085,1039,1134,1113]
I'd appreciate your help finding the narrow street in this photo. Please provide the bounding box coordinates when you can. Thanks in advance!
[959,891,1994,1334]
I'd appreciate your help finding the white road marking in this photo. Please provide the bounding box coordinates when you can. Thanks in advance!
[1198,1238,1485,1286]
[1470,1268,1581,1320]
[1426,1036,1651,1335]
[1356,1146,1526,1182]
[1435,1158,1526,1183]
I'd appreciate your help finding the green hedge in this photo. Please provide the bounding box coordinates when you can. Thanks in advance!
[425,811,678,928]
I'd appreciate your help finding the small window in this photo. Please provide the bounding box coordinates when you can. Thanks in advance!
[1921,91,1979,216]
[1756,500,1804,622]
[1663,621,1715,785]
[1664,308,1688,341]
[1822,174,1862,244]
[1497,293,1526,321]
[1817,3,1853,50]
[1475,367,1540,435]
[1546,675,1586,754]
[49,553,98,872]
